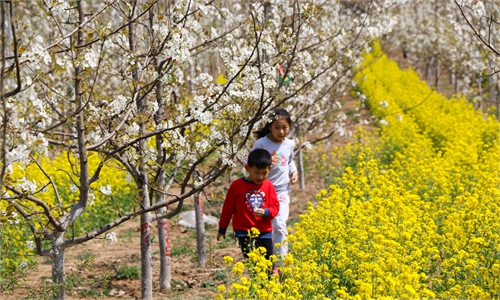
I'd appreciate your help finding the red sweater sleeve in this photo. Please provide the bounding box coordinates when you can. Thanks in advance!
[219,181,238,231]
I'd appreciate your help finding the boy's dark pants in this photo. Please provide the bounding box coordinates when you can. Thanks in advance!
[237,237,273,261]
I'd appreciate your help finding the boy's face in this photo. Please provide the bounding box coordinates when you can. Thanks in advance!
[245,165,271,185]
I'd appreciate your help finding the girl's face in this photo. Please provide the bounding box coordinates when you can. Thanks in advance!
[268,117,290,143]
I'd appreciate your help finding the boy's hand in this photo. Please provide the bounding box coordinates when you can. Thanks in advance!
[217,233,225,241]
[254,208,265,217]
[290,171,298,184]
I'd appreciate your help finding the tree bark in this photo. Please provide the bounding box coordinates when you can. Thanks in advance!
[194,192,207,267]
[434,59,440,92]
[477,77,483,112]
[140,209,153,299]
[157,216,172,291]
[51,239,65,300]
[298,147,305,190]
[127,0,153,298]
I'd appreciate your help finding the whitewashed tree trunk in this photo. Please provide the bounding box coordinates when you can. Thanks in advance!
[157,216,172,291]
[51,239,65,300]
[140,209,153,299]
[194,192,207,267]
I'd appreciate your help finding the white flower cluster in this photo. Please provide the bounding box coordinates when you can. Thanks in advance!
[192,109,213,125]
[109,95,129,116]
[83,49,100,69]
[105,232,118,245]
[1,209,19,225]
[21,36,51,70]
[26,241,36,249]
[100,184,112,196]
[17,178,37,193]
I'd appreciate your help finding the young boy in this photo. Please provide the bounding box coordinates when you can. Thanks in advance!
[217,149,280,260]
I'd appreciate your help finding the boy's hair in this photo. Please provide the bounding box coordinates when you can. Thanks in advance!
[247,149,272,169]
[254,108,292,139]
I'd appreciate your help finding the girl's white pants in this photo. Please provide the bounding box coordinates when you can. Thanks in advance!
[272,191,290,258]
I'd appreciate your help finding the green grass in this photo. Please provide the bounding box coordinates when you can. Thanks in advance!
[115,266,140,280]
[74,252,95,261]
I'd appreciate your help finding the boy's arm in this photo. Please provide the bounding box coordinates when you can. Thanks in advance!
[218,181,238,235]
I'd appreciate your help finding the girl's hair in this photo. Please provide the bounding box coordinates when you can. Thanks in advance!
[253,108,292,139]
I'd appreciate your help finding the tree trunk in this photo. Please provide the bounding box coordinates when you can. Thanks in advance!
[128,0,153,298]
[425,57,432,83]
[148,3,173,291]
[157,216,172,291]
[140,209,153,299]
[298,147,305,190]
[51,240,66,300]
[434,59,440,92]
[194,192,207,267]
[497,90,500,120]
[477,77,483,112]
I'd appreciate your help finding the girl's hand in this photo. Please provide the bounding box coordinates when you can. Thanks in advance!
[254,208,265,217]
[290,171,298,184]
[271,155,280,166]
[217,233,225,241]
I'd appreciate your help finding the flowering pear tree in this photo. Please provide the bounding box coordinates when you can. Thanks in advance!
[0,0,264,298]
[0,0,409,299]
[382,0,500,113]
[454,0,500,116]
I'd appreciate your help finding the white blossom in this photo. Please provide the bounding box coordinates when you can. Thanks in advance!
[18,178,37,193]
[100,184,112,196]
[84,49,99,69]
[127,122,140,137]
[109,95,129,116]
[105,232,118,245]
[89,193,95,206]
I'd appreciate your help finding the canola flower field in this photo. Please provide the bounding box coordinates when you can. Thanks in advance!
[217,44,500,299]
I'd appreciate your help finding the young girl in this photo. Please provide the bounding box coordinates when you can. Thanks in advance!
[251,108,298,259]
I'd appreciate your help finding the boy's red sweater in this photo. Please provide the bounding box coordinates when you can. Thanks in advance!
[218,178,279,235]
